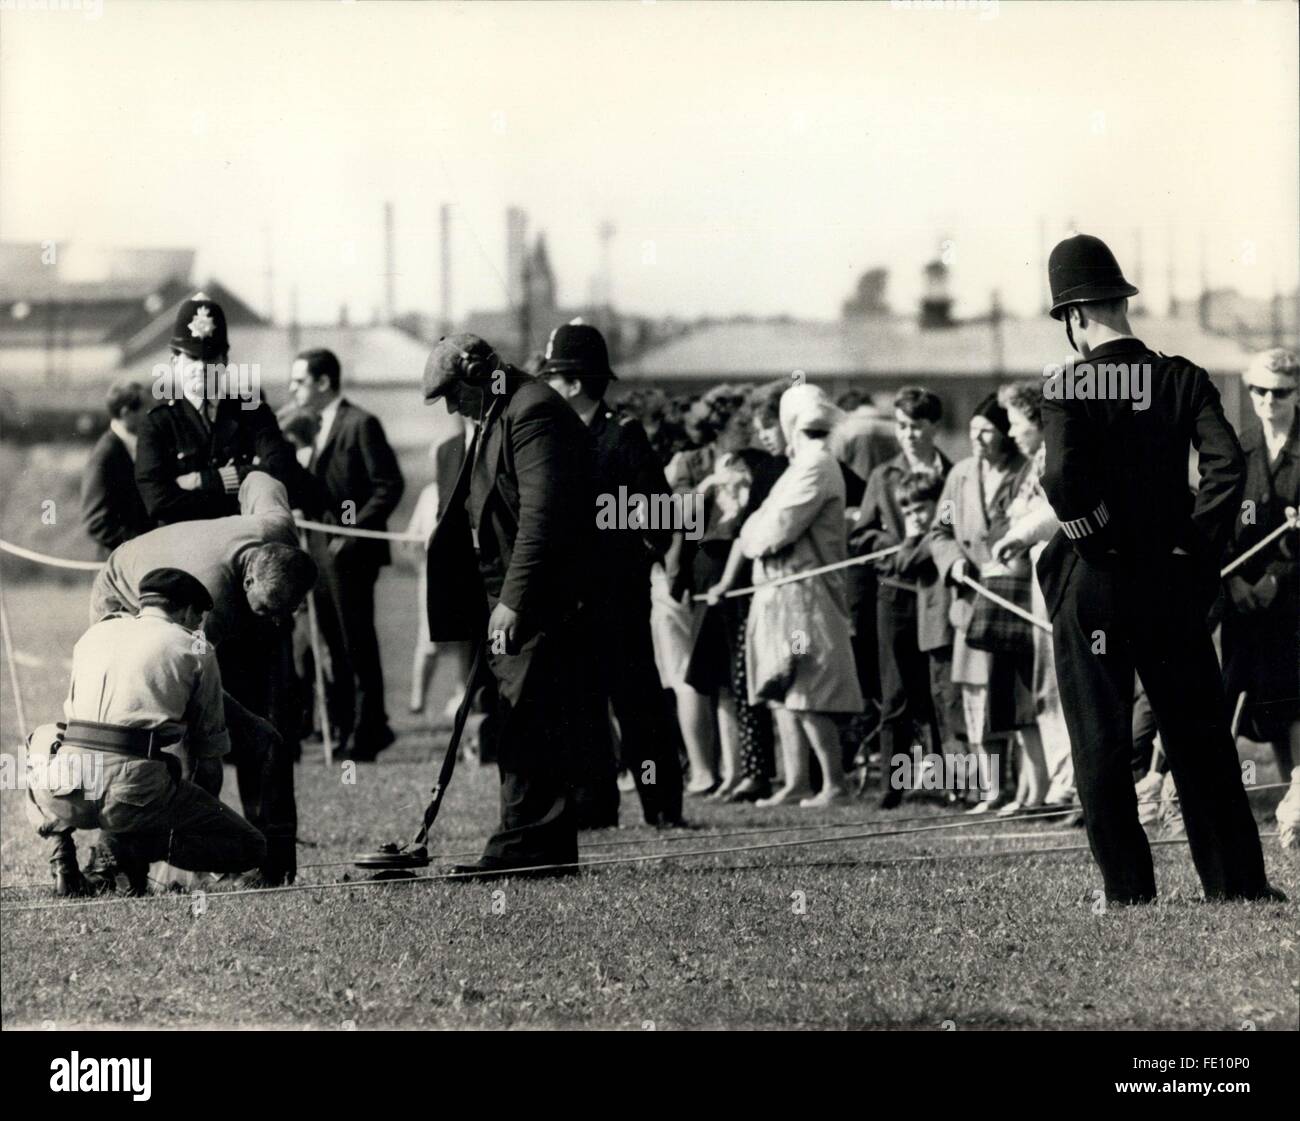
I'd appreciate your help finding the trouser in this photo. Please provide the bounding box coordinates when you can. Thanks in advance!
[481,616,580,867]
[217,625,299,881]
[313,553,389,744]
[1051,556,1270,903]
[876,594,940,791]
[603,589,685,824]
[27,744,266,875]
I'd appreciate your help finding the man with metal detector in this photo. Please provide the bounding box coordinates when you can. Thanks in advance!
[1036,232,1284,906]
[417,333,596,881]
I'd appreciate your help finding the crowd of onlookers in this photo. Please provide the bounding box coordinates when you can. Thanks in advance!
[80,344,1299,836]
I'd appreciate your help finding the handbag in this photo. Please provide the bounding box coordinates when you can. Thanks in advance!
[964,570,1034,655]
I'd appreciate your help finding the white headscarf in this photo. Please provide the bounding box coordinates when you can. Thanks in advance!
[778,383,844,448]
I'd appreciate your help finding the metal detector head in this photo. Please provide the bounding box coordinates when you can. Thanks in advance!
[354,639,488,877]
[353,841,430,871]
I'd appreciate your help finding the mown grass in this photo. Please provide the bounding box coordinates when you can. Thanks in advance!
[2,581,1296,1030]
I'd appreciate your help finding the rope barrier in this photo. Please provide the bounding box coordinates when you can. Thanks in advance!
[1219,507,1299,577]
[692,543,903,602]
[290,518,424,543]
[0,540,104,571]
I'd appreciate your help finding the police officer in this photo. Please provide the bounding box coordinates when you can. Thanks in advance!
[542,322,687,828]
[27,569,265,896]
[1036,233,1283,904]
[135,294,319,866]
[135,292,314,525]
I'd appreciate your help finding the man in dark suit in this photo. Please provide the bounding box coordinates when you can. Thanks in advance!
[81,380,152,558]
[423,333,594,878]
[289,348,405,761]
[1037,233,1281,905]
[542,322,686,829]
[133,293,315,884]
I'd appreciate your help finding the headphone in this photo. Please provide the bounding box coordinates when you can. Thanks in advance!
[456,343,502,384]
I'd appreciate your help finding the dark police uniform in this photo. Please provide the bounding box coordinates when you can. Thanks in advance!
[132,294,313,885]
[585,403,685,826]
[1037,334,1273,903]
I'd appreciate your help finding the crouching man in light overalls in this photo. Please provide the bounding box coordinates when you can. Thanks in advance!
[26,567,266,896]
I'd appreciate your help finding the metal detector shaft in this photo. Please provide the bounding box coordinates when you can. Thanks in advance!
[409,635,489,848]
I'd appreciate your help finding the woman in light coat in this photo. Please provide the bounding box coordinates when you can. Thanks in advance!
[737,384,864,807]
[926,394,1030,812]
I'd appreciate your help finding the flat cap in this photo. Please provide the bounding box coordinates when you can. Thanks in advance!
[138,567,214,613]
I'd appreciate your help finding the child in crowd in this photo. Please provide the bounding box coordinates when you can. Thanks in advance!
[892,470,965,799]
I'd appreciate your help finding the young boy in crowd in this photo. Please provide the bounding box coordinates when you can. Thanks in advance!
[891,470,966,800]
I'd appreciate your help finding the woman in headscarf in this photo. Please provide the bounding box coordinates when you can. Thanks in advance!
[927,392,1031,812]
[738,383,864,807]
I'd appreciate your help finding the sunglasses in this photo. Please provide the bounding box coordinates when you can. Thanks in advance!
[1248,385,1296,401]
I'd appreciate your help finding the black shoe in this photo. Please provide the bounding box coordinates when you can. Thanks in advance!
[878,788,903,810]
[343,725,397,762]
[82,842,148,896]
[577,815,619,831]
[1244,884,1288,903]
[653,814,698,830]
[447,859,579,883]
[53,868,89,898]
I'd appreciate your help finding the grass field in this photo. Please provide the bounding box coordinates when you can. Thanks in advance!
[2,575,1297,1031]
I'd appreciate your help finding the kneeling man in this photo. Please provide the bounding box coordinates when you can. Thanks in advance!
[27,568,265,896]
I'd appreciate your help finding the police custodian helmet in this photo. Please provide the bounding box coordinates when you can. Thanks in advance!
[540,321,617,380]
[1047,234,1140,320]
[169,292,229,360]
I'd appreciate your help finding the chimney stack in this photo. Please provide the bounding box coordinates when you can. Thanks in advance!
[920,259,954,330]
[439,203,452,334]
[383,201,396,324]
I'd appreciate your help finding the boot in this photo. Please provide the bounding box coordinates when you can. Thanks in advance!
[49,834,88,898]
[82,838,149,896]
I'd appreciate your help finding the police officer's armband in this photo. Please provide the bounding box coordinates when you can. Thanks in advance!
[1061,501,1110,540]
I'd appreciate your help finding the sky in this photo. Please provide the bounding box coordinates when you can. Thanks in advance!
[2,0,1297,325]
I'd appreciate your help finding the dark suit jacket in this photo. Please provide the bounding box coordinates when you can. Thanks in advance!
[425,372,593,645]
[309,399,405,567]
[136,396,316,525]
[1036,338,1246,618]
[434,427,468,521]
[80,429,151,558]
